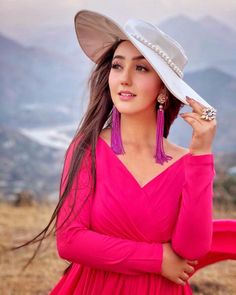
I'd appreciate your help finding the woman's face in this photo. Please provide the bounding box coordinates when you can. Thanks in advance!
[108,40,163,115]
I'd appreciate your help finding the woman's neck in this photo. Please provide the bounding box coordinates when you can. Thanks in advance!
[120,109,157,147]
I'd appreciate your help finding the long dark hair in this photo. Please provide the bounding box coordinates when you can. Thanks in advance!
[9,39,184,274]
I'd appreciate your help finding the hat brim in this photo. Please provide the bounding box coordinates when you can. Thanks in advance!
[74,10,213,108]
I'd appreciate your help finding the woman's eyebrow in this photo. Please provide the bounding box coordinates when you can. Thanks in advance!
[112,55,145,61]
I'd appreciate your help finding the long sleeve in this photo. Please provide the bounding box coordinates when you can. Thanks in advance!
[171,153,215,260]
[56,140,163,276]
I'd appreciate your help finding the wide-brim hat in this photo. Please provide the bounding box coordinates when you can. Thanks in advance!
[74,9,214,108]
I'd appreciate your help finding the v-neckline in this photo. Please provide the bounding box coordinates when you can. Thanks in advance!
[98,136,190,190]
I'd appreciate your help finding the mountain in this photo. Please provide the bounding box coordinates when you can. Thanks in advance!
[0,33,91,127]
[158,15,236,74]
[24,25,83,57]
[0,125,64,200]
[200,15,236,45]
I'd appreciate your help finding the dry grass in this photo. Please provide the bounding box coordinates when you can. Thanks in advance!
[0,202,235,295]
[0,202,67,295]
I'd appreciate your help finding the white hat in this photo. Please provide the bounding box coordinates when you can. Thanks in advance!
[74,10,213,108]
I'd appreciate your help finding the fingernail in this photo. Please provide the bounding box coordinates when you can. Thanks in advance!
[186,96,193,102]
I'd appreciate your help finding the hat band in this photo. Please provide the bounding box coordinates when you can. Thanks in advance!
[130,33,184,78]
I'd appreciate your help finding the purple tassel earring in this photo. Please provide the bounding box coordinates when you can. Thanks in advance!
[111,105,125,154]
[155,87,173,165]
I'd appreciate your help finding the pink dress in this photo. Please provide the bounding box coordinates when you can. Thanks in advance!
[50,136,236,295]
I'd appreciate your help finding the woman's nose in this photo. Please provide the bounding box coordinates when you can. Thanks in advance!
[120,68,132,85]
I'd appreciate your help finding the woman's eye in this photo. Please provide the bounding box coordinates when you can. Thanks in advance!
[111,63,121,69]
[136,65,148,72]
[111,63,148,72]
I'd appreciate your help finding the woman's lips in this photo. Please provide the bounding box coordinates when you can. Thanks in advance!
[118,92,136,101]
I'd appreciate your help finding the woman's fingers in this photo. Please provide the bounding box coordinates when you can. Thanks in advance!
[187,260,198,265]
[177,278,186,285]
[179,272,189,281]
[186,96,205,114]
[184,264,195,274]
[180,112,203,125]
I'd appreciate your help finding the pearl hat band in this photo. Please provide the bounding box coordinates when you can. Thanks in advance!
[130,33,183,78]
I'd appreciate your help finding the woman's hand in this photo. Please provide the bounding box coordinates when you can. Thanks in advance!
[161,242,198,285]
[179,96,217,155]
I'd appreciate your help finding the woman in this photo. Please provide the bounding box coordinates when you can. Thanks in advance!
[46,10,236,295]
[7,9,232,295]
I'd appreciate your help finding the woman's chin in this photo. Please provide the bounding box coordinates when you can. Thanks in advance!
[116,107,146,117]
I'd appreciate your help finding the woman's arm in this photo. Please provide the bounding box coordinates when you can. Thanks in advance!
[56,140,163,276]
[171,153,215,260]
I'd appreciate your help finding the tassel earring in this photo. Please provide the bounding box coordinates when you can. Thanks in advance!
[155,87,173,165]
[111,105,125,154]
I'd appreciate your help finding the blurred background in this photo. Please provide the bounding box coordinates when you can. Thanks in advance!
[0,1,236,294]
